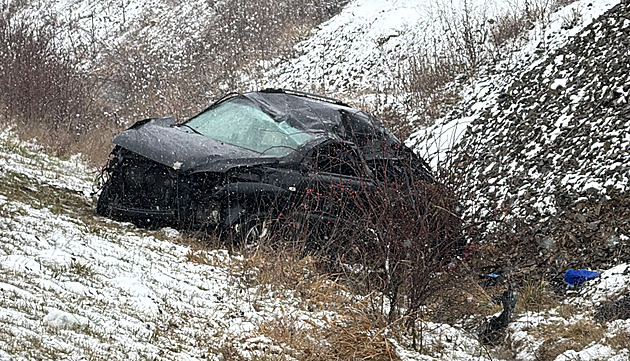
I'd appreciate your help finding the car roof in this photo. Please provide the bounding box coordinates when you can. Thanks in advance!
[190,89,401,148]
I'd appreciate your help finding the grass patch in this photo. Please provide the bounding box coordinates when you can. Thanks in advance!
[516,279,559,314]
[534,319,605,361]
[49,260,97,281]
[606,328,630,350]
[0,169,91,216]
[257,311,399,361]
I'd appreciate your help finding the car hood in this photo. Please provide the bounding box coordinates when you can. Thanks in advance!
[113,117,279,173]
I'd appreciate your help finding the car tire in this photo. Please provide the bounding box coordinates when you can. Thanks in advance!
[232,215,270,249]
[96,178,117,217]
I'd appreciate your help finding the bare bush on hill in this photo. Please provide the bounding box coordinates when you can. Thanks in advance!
[389,0,577,131]
[242,149,462,349]
[0,6,115,161]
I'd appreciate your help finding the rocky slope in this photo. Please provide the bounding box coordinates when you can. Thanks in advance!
[444,1,629,279]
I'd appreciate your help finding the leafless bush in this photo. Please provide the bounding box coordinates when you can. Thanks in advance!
[560,7,581,30]
[346,162,462,348]
[247,144,463,348]
[0,13,80,126]
[0,5,118,163]
[489,12,531,49]
[435,0,490,72]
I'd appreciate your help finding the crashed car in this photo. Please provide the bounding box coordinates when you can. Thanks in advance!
[97,89,433,242]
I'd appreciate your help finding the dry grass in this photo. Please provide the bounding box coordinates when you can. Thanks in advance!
[606,329,630,351]
[221,242,400,360]
[489,12,531,49]
[535,319,605,361]
[422,264,496,325]
[257,306,399,361]
[235,246,348,309]
[11,116,120,166]
[516,279,559,314]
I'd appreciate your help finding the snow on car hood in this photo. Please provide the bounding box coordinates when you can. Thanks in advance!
[113,117,279,173]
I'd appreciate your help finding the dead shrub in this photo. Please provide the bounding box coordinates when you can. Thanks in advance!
[261,147,463,348]
[422,268,496,326]
[396,53,464,128]
[606,328,630,351]
[489,12,531,49]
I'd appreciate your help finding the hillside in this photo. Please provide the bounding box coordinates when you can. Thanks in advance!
[257,0,510,91]
[1,0,630,360]
[422,0,629,280]
[0,131,628,360]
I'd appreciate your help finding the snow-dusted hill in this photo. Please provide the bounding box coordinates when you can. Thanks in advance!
[0,131,334,360]
[1,127,628,361]
[257,0,511,94]
[2,0,630,359]
[418,0,630,275]
[7,0,215,65]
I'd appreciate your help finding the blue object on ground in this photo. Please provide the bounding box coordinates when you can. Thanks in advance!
[564,269,600,284]
[489,273,500,278]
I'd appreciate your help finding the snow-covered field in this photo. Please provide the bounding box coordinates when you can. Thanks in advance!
[1,128,629,360]
[0,131,341,360]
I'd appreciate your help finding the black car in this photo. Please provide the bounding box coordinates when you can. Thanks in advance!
[96,89,433,242]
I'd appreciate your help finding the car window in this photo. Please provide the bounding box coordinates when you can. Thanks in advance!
[312,143,360,177]
[185,100,313,157]
[341,110,400,148]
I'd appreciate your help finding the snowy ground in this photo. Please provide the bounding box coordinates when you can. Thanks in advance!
[1,128,629,360]
[257,0,513,94]
[509,264,630,361]
[0,129,490,360]
[0,130,340,360]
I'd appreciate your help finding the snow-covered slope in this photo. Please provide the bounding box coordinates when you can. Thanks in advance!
[258,0,511,94]
[0,131,336,360]
[2,126,628,360]
[0,130,494,360]
[407,0,621,165]
[431,0,629,271]
[7,0,214,65]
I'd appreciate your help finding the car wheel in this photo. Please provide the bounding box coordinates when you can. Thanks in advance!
[96,177,117,217]
[232,215,270,249]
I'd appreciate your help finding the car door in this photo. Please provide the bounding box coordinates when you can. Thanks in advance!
[297,141,375,241]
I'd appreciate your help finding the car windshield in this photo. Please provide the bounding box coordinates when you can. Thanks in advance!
[185,99,313,157]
